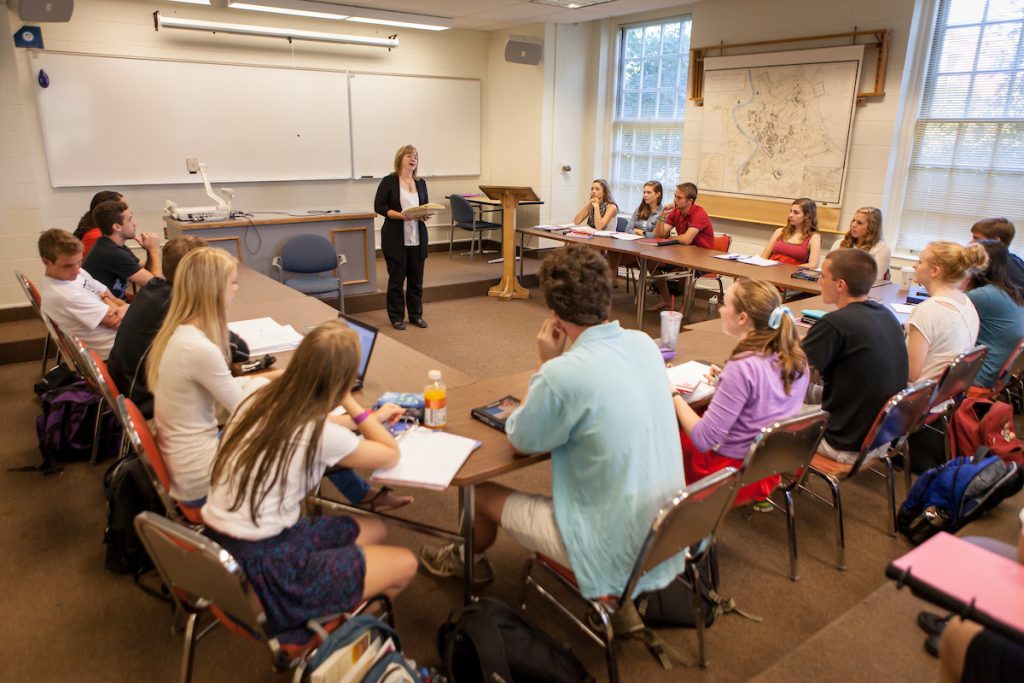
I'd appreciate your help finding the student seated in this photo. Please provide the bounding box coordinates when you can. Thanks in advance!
[573,178,618,230]
[673,278,809,506]
[73,190,122,257]
[802,249,908,463]
[608,180,662,283]
[971,217,1024,295]
[148,248,266,506]
[83,199,162,301]
[202,320,417,642]
[965,240,1024,389]
[907,242,986,382]
[761,198,821,267]
[828,206,891,282]
[626,180,664,237]
[420,245,685,606]
[37,228,126,359]
[648,181,716,310]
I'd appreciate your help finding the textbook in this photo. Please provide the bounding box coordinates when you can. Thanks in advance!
[471,395,521,433]
[402,202,444,219]
[800,309,827,325]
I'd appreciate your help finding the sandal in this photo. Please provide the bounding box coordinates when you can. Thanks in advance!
[358,486,414,512]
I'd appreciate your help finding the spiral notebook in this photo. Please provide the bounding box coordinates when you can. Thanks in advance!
[370,427,481,491]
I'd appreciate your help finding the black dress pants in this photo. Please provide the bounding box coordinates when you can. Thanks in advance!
[385,245,425,323]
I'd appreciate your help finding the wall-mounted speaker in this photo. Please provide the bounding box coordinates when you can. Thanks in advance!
[505,38,542,66]
[13,0,74,22]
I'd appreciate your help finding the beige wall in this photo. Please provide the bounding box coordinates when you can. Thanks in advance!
[2,0,922,306]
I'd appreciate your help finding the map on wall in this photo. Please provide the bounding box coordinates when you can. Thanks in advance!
[697,46,864,205]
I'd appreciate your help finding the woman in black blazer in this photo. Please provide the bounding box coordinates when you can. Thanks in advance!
[374,145,430,330]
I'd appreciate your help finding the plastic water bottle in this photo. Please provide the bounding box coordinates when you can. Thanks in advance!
[423,369,447,429]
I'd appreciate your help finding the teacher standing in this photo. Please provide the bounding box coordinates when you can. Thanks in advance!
[374,145,430,330]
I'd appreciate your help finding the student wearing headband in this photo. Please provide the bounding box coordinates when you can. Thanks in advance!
[673,278,809,509]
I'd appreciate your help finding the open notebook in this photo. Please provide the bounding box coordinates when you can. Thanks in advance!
[371,427,481,491]
[666,360,716,404]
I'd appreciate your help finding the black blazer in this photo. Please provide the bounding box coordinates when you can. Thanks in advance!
[374,174,429,262]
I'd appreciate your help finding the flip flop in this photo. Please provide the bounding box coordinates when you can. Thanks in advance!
[359,485,414,512]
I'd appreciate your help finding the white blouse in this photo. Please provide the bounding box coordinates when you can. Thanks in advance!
[399,187,420,247]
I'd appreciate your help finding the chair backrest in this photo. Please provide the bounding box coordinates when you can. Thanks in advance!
[50,321,84,375]
[134,511,271,639]
[14,270,43,315]
[116,395,192,523]
[68,335,122,406]
[616,215,629,232]
[621,467,740,600]
[850,379,937,475]
[990,336,1024,397]
[712,233,732,252]
[739,410,829,488]
[450,194,476,225]
[280,234,338,274]
[928,345,988,410]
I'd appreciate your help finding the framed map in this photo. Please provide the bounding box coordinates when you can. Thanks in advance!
[698,46,864,205]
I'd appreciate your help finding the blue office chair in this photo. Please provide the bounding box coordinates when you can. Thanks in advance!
[449,195,503,262]
[272,234,348,313]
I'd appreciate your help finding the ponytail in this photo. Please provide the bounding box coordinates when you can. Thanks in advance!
[728,279,808,394]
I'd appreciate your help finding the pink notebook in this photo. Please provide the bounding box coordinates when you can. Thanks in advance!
[887,532,1024,640]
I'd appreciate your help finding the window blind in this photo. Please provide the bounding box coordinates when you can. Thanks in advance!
[897,0,1024,255]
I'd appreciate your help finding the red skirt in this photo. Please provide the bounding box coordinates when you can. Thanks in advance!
[680,429,780,506]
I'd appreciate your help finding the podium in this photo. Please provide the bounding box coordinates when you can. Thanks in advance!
[479,185,539,300]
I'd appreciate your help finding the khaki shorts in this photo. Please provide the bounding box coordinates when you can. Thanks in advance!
[501,492,571,567]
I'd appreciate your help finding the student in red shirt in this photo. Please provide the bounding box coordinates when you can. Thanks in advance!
[648,182,715,310]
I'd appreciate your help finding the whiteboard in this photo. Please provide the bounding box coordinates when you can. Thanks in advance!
[30,51,352,187]
[350,73,481,178]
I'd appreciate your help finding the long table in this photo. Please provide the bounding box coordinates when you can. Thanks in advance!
[517,226,822,328]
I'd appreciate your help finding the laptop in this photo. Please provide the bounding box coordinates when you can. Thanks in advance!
[340,314,379,392]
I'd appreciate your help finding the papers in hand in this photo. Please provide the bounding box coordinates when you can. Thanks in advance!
[227,317,303,354]
[666,361,716,404]
[402,202,444,219]
[371,427,480,491]
[712,254,780,267]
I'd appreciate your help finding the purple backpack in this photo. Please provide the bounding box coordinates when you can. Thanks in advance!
[35,377,119,473]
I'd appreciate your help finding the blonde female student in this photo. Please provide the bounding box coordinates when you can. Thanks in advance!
[202,320,417,642]
[673,279,809,508]
[762,197,821,267]
[828,207,891,282]
[907,241,986,382]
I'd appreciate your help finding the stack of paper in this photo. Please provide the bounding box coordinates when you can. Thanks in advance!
[611,232,643,241]
[666,361,716,404]
[532,223,577,231]
[371,427,480,490]
[227,317,303,354]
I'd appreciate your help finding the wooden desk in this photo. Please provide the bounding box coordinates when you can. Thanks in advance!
[517,226,821,328]
[165,212,378,296]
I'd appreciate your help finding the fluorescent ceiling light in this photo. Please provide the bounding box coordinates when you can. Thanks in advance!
[530,0,617,7]
[346,16,449,31]
[168,0,215,4]
[227,0,349,21]
[154,12,399,47]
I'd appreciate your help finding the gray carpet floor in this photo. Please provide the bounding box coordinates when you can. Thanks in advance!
[3,281,1022,682]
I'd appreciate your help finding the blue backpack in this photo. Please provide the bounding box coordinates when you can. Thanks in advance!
[897,447,1023,545]
[300,614,423,683]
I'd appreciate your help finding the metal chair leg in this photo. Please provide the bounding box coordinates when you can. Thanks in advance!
[784,488,799,581]
[449,225,455,259]
[41,335,52,377]
[91,404,104,464]
[826,475,847,570]
[691,563,708,667]
[180,612,198,683]
[884,453,898,536]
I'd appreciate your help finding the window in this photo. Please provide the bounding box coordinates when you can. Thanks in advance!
[609,17,692,216]
[896,0,1024,255]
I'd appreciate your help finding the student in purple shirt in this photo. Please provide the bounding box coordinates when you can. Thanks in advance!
[672,278,810,507]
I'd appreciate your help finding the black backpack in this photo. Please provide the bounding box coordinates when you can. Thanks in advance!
[103,454,165,574]
[437,598,594,683]
[897,446,1023,545]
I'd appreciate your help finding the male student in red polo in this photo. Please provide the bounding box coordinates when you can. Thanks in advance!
[647,181,715,311]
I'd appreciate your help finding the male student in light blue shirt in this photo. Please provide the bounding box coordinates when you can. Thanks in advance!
[420,245,685,618]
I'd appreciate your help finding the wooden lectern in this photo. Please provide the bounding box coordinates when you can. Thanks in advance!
[479,185,539,300]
